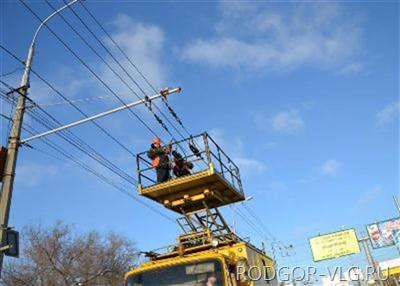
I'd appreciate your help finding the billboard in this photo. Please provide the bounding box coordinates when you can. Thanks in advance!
[367,217,400,249]
[309,229,360,262]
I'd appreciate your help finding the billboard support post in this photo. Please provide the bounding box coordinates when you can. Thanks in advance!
[359,234,383,286]
[393,195,400,216]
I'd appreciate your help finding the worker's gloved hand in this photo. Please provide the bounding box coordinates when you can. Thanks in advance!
[172,150,182,159]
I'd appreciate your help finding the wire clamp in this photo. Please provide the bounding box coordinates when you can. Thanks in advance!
[160,88,169,99]
[144,95,152,110]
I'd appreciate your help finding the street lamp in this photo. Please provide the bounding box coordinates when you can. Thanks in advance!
[0,0,81,275]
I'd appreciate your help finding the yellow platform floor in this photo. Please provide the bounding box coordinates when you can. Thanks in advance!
[138,168,244,214]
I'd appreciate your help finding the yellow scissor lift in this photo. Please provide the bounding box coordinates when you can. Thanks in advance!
[136,132,245,253]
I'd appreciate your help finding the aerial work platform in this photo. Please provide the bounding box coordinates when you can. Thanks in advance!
[136,133,245,214]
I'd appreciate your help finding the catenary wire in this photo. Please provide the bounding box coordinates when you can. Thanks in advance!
[36,94,116,108]
[0,43,136,157]
[18,0,161,140]
[28,106,137,185]
[2,5,275,240]
[70,1,183,135]
[1,46,276,255]
[230,204,271,244]
[241,203,277,241]
[0,82,136,185]
[21,122,175,223]
[1,67,23,77]
[61,1,194,158]
[7,3,201,166]
[79,1,191,136]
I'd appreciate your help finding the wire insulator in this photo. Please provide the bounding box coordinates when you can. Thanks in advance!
[154,114,169,133]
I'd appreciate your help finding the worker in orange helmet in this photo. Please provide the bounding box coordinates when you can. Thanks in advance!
[147,137,171,183]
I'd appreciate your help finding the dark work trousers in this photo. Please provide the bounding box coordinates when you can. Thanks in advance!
[156,167,170,183]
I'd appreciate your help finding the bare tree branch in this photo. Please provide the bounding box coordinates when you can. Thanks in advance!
[1,222,137,286]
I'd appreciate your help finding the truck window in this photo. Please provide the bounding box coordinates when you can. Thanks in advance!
[126,259,224,286]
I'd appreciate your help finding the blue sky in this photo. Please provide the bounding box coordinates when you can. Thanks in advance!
[1,0,399,278]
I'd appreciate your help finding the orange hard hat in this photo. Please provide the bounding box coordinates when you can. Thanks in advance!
[152,137,161,144]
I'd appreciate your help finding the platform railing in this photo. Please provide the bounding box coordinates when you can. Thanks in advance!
[136,133,244,196]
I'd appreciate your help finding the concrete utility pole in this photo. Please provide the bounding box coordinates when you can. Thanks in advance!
[0,0,81,275]
[358,235,383,286]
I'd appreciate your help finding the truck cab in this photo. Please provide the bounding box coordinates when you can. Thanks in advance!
[125,241,277,286]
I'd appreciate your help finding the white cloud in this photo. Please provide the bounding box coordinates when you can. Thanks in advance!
[235,158,267,173]
[31,14,168,108]
[271,110,304,133]
[16,163,59,187]
[264,141,277,150]
[358,185,382,205]
[208,128,266,176]
[16,14,167,111]
[182,3,363,73]
[103,14,167,93]
[208,128,244,154]
[266,181,286,193]
[320,159,341,175]
[337,62,363,75]
[376,102,399,125]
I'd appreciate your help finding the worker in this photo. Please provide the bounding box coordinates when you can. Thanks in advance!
[147,137,171,183]
[206,272,218,286]
[172,150,193,177]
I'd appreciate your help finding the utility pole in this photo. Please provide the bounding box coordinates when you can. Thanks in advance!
[393,195,400,216]
[0,63,30,274]
[392,195,400,257]
[0,0,81,275]
[359,234,383,286]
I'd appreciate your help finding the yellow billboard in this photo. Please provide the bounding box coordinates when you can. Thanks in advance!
[309,229,360,262]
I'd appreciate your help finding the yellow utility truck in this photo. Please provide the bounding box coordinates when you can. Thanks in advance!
[126,133,277,286]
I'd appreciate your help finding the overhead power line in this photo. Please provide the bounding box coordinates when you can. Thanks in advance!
[1,67,23,77]
[0,81,136,186]
[77,0,192,140]
[230,205,271,244]
[22,123,175,223]
[241,203,277,241]
[60,0,194,154]
[1,44,273,252]
[48,0,178,142]
[0,43,135,157]
[0,86,17,144]
[18,0,161,139]
[1,86,174,222]
[3,2,276,240]
[35,94,116,108]
[16,1,202,164]
[79,1,158,95]
[0,113,12,122]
